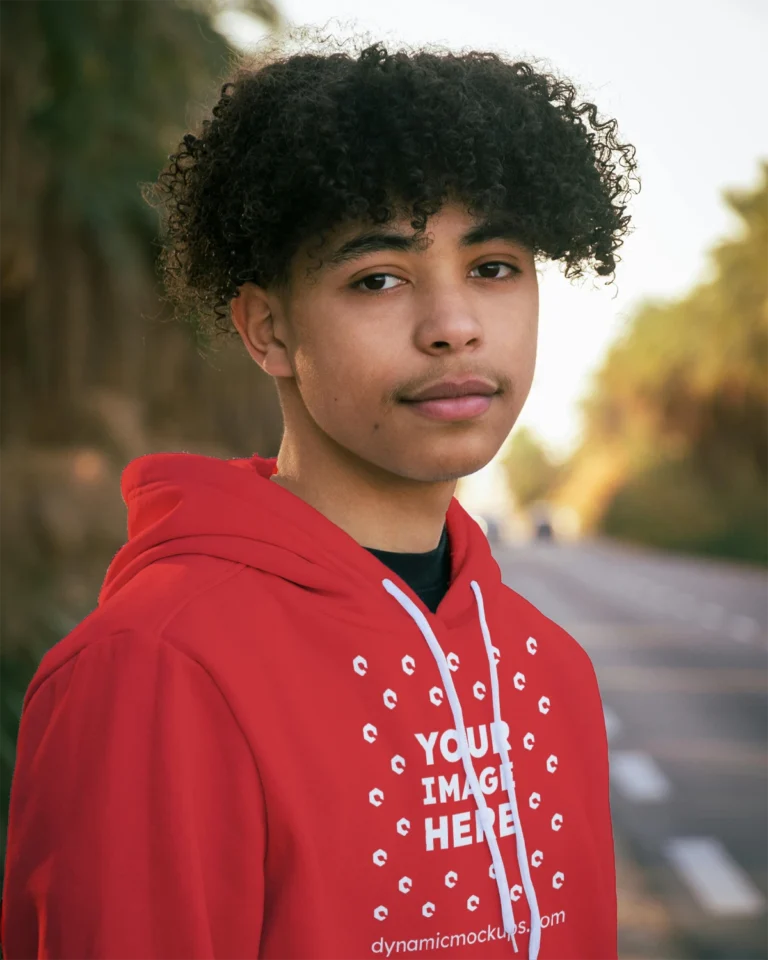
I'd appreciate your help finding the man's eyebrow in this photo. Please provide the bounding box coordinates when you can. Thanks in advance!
[326,230,420,267]
[459,219,526,249]
[325,218,526,269]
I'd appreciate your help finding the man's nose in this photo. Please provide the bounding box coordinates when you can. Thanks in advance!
[413,290,484,354]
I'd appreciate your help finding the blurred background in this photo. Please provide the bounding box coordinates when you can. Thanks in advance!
[1,1,766,957]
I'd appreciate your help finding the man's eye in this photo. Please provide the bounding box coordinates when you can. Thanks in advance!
[471,262,519,279]
[351,274,402,292]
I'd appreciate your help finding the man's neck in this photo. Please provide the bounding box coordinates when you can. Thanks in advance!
[270,440,455,553]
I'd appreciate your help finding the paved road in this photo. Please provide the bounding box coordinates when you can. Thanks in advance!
[496,537,768,960]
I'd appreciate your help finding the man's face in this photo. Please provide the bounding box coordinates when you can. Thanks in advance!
[263,203,539,484]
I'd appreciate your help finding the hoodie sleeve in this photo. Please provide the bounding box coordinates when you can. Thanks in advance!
[1,631,266,960]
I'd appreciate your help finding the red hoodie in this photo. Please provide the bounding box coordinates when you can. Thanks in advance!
[2,452,616,960]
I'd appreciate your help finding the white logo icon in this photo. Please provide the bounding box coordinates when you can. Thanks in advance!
[553,871,565,889]
[374,905,388,921]
[391,755,406,775]
[369,788,384,807]
[510,884,523,902]
[523,732,535,750]
[422,902,436,918]
[398,876,412,894]
[467,895,479,911]
[491,645,501,664]
[353,656,368,676]
[551,813,563,831]
[445,871,458,888]
[489,864,496,879]
[383,689,397,710]
[396,818,411,836]
[373,849,387,867]
[401,655,416,675]
[446,652,460,672]
[429,686,444,706]
[513,671,526,691]
[362,723,378,743]
[526,637,538,655]
[529,792,541,810]
[531,850,544,868]
[538,696,551,714]
[473,681,486,700]
[546,754,559,773]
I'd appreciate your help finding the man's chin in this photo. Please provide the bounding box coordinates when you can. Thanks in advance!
[392,449,499,485]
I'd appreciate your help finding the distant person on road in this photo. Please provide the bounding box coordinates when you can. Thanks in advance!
[2,30,638,960]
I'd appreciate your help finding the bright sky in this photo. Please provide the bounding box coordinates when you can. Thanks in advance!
[222,0,766,465]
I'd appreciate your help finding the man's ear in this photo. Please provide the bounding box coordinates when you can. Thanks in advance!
[230,282,294,378]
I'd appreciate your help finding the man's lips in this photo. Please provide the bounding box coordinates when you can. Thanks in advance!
[399,377,499,421]
[402,377,498,402]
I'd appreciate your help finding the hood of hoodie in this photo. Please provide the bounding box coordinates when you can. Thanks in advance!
[99,451,502,630]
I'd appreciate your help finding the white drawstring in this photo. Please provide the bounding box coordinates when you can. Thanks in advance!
[471,580,541,960]
[382,578,542,960]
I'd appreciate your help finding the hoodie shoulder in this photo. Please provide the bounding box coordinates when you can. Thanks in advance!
[103,553,252,632]
[37,556,254,688]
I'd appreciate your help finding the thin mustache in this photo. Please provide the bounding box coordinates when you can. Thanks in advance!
[391,373,511,403]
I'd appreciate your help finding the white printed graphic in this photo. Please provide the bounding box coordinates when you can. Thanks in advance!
[383,689,398,710]
[547,754,559,773]
[429,686,444,706]
[369,788,384,807]
[531,850,544,868]
[553,872,565,889]
[491,645,501,664]
[363,723,378,743]
[446,652,460,672]
[398,876,413,894]
[467,895,480,911]
[529,792,541,810]
[473,681,486,700]
[510,884,523,901]
[373,849,387,867]
[538,696,551,714]
[523,732,535,750]
[551,813,564,831]
[401,655,416,675]
[391,755,406,775]
[422,902,436,918]
[526,636,538,655]
[489,864,496,879]
[396,818,411,836]
[445,871,458,888]
[353,655,368,676]
[513,671,526,691]
[374,905,388,921]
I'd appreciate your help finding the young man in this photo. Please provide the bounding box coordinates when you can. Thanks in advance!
[2,36,638,960]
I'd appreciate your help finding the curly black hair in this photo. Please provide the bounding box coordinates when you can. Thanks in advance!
[147,30,640,341]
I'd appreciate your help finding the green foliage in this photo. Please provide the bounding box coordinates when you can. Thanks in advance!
[573,162,768,562]
[0,0,280,886]
[601,455,767,563]
[501,426,562,507]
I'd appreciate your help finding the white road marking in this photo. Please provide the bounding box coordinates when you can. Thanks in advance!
[699,602,726,631]
[610,750,672,802]
[603,706,622,743]
[665,837,766,916]
[728,614,761,643]
[674,592,696,619]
